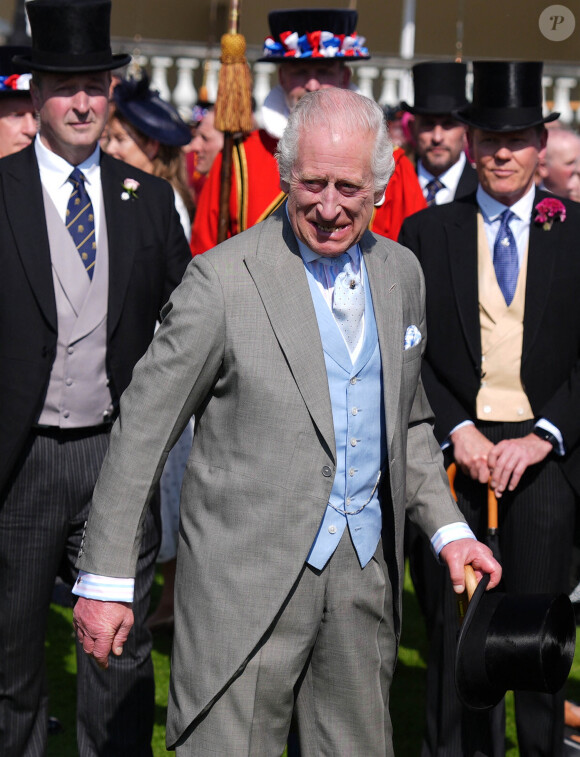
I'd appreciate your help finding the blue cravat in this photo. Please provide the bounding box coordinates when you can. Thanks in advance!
[425,177,445,206]
[493,209,518,305]
[67,168,96,279]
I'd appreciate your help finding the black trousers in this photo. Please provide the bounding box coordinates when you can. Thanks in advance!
[0,427,160,757]
[418,420,576,757]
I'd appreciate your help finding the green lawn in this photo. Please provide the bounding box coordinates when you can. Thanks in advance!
[46,564,580,756]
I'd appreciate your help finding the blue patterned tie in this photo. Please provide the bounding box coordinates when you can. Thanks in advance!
[493,209,518,305]
[67,168,96,279]
[425,177,445,206]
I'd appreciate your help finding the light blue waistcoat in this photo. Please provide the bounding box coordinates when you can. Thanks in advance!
[305,258,386,569]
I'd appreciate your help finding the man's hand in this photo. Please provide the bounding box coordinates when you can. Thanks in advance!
[451,425,494,483]
[73,598,134,670]
[439,537,502,594]
[487,433,552,497]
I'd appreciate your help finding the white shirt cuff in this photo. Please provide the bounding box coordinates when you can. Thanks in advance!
[431,521,476,556]
[535,418,565,456]
[442,419,475,450]
[72,570,135,603]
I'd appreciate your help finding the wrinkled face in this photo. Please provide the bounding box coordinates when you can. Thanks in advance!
[101,116,157,174]
[413,113,467,176]
[279,60,350,110]
[0,95,37,157]
[31,72,110,164]
[542,136,580,197]
[470,127,547,206]
[190,110,224,175]
[283,127,381,257]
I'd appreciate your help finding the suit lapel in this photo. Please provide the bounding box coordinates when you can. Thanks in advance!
[244,210,336,459]
[2,145,57,331]
[523,189,558,361]
[363,233,402,450]
[100,153,138,338]
[445,198,481,365]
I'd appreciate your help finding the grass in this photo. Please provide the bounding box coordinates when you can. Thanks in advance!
[46,564,580,756]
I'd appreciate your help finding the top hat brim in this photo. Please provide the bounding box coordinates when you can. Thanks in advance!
[453,106,559,132]
[400,100,468,116]
[455,573,505,711]
[12,52,130,74]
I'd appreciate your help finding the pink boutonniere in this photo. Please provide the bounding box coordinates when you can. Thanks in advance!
[121,178,140,201]
[534,197,566,230]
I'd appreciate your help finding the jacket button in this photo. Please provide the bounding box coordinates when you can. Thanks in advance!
[321,466,332,477]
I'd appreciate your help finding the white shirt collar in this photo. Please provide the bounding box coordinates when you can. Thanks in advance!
[34,133,101,192]
[476,181,536,224]
[418,150,466,192]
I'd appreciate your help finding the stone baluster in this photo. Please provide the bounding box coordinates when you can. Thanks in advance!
[150,56,172,101]
[378,67,400,107]
[355,65,379,102]
[253,62,276,127]
[203,59,221,104]
[552,76,576,124]
[173,58,199,120]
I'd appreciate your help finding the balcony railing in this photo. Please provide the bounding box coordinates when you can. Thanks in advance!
[114,36,580,127]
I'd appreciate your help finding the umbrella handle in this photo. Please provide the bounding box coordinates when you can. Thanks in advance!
[447,462,457,501]
[464,564,478,601]
[487,483,498,533]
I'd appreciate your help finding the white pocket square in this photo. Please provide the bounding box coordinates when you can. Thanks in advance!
[404,325,422,350]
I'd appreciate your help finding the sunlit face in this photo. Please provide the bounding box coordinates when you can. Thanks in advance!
[31,72,110,165]
[101,115,157,174]
[469,127,547,206]
[0,95,37,157]
[413,113,467,177]
[278,60,350,111]
[190,110,224,175]
[282,127,381,257]
[542,135,580,197]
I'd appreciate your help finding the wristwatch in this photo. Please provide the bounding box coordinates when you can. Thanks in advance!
[532,426,558,450]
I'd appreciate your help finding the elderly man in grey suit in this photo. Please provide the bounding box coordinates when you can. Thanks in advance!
[73,88,501,756]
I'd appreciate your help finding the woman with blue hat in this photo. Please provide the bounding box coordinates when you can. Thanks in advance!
[103,73,194,240]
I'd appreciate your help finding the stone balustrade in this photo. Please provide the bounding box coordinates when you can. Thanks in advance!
[114,37,580,127]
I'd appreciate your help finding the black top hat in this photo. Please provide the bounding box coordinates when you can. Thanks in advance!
[113,75,192,148]
[0,46,32,97]
[259,8,370,62]
[455,573,576,711]
[13,0,131,74]
[454,61,559,132]
[401,61,468,115]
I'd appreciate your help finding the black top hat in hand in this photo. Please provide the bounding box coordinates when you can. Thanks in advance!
[401,61,469,115]
[13,0,130,74]
[454,61,559,132]
[455,572,576,711]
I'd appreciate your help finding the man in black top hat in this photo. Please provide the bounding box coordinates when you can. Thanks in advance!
[400,60,580,756]
[0,1,190,756]
[402,61,478,206]
[0,46,36,157]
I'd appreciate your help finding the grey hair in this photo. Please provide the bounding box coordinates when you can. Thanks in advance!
[276,88,395,195]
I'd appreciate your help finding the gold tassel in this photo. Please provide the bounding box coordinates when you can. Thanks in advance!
[214,31,254,133]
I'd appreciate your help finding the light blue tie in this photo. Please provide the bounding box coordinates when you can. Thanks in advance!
[332,253,365,352]
[493,209,519,305]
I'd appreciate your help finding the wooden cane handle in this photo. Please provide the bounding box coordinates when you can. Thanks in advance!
[487,483,498,531]
[447,462,457,502]
[464,564,478,601]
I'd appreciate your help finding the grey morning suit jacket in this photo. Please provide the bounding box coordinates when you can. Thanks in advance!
[77,206,465,746]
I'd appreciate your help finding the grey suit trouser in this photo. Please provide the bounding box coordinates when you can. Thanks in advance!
[0,428,160,757]
[176,531,396,757]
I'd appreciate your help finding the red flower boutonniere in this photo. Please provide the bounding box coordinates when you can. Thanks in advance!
[121,178,140,201]
[534,197,566,230]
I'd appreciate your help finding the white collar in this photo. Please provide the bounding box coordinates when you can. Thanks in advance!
[34,133,101,192]
[476,181,536,224]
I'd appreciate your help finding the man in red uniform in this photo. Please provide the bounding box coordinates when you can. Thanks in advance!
[190,8,425,255]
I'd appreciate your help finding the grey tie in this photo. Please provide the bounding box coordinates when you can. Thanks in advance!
[332,254,365,352]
